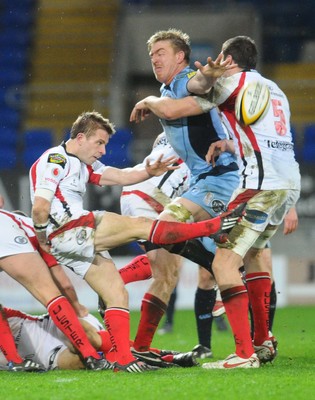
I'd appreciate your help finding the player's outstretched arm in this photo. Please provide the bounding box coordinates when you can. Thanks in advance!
[188,53,236,94]
[130,96,206,122]
[99,155,179,186]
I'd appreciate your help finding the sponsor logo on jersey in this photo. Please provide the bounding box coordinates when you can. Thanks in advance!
[187,71,197,79]
[211,199,225,213]
[266,140,294,151]
[14,236,28,245]
[76,228,87,245]
[203,192,213,206]
[44,177,59,186]
[244,209,268,224]
[52,168,60,177]
[47,153,67,168]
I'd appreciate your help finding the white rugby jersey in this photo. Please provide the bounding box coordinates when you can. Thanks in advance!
[122,132,190,199]
[209,70,301,191]
[29,143,109,231]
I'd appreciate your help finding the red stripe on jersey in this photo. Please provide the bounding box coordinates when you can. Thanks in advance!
[87,165,102,185]
[121,190,164,214]
[48,212,95,240]
[219,72,247,159]
[219,72,263,188]
[3,307,39,321]
[30,158,40,193]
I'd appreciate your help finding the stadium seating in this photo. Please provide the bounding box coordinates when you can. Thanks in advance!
[302,124,315,163]
[0,0,37,169]
[101,128,134,167]
[0,128,19,170]
[22,128,54,168]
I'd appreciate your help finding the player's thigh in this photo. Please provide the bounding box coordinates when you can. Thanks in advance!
[94,211,152,251]
[0,253,60,305]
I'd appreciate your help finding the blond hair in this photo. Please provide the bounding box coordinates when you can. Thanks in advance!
[147,28,191,62]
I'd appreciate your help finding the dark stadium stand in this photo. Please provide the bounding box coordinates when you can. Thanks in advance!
[0,0,37,169]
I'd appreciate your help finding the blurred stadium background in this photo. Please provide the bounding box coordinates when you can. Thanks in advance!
[0,0,314,310]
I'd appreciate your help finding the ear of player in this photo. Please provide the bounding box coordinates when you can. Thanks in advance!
[235,81,270,126]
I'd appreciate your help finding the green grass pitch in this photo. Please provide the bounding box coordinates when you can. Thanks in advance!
[1,306,314,400]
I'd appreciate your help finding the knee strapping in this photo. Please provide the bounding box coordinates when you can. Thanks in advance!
[164,203,193,223]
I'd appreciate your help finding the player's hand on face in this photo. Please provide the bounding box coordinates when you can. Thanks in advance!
[145,154,179,176]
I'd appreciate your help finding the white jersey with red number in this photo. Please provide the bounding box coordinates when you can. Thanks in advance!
[210,70,301,191]
[0,308,103,370]
[29,142,109,233]
[121,132,190,218]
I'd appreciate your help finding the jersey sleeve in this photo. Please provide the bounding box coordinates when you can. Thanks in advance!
[87,161,108,186]
[209,75,240,106]
[173,70,195,98]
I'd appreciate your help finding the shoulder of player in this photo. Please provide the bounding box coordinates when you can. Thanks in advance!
[43,145,69,169]
[173,67,195,84]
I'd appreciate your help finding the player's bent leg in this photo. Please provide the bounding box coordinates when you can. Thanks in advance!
[133,249,181,352]
[212,248,255,360]
[94,206,245,252]
[85,256,128,309]
[0,253,62,306]
[85,256,151,368]
[1,254,105,367]
[94,212,154,251]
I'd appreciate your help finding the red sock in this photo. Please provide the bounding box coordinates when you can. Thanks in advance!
[149,218,221,245]
[47,296,99,359]
[119,255,152,284]
[221,286,254,359]
[246,272,271,345]
[104,308,135,365]
[0,306,23,363]
[133,293,167,352]
[97,330,112,354]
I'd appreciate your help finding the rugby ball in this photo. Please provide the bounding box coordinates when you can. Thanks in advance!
[235,81,270,126]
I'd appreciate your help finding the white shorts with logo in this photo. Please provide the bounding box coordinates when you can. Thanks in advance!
[48,211,112,278]
[0,213,36,258]
[225,188,300,257]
